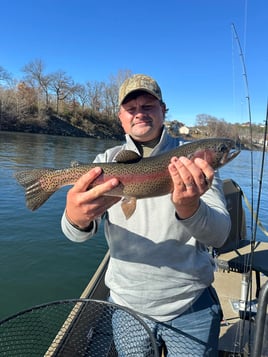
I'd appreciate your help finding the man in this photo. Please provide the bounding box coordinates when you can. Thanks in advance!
[61,74,230,356]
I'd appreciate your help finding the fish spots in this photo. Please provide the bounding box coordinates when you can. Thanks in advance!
[14,138,240,212]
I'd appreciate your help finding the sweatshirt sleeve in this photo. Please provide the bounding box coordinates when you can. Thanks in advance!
[60,151,113,242]
[61,210,99,242]
[176,172,231,248]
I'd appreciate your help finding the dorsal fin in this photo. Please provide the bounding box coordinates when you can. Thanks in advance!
[115,150,142,164]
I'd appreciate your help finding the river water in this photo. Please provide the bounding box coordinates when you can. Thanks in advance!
[0,131,267,320]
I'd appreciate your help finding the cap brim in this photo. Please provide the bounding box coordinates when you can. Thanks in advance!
[120,89,161,105]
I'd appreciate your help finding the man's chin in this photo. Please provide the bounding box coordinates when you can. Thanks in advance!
[131,129,157,141]
[132,126,152,136]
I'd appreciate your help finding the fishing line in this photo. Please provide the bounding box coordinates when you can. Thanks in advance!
[243,0,248,56]
[252,101,268,244]
[244,101,268,356]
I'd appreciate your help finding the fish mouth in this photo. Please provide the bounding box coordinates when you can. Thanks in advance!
[220,149,241,165]
[230,149,241,159]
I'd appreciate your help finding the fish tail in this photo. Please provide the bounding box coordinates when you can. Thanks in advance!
[14,168,57,211]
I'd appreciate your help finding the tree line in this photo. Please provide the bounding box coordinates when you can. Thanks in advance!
[194,114,266,147]
[0,60,132,139]
[0,60,266,145]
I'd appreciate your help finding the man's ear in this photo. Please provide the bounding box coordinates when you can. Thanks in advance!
[118,111,122,124]
[161,102,168,116]
[161,102,166,116]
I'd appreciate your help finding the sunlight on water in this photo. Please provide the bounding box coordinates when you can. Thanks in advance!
[220,149,268,241]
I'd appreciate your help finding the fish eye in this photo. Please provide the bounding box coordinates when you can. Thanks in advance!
[218,143,227,153]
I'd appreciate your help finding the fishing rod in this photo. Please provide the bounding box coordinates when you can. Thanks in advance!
[251,102,268,356]
[231,22,260,355]
[253,101,268,243]
[232,21,268,355]
[232,22,254,240]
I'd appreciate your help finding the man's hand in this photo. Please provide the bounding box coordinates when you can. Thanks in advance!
[168,156,214,219]
[65,167,120,229]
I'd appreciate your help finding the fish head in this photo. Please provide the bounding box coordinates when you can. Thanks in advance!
[187,138,240,169]
[215,139,241,167]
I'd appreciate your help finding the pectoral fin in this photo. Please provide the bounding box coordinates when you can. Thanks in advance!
[121,197,137,219]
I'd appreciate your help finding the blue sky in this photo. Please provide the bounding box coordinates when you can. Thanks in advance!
[1,0,267,126]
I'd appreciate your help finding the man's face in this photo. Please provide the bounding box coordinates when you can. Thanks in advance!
[118,93,165,142]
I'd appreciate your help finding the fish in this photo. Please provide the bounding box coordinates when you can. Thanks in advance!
[14,138,240,219]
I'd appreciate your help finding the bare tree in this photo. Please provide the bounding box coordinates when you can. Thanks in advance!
[103,69,133,117]
[86,80,105,112]
[73,83,88,110]
[49,70,74,114]
[111,69,133,88]
[0,66,13,87]
[103,82,118,117]
[195,114,233,138]
[16,82,38,117]
[22,59,52,109]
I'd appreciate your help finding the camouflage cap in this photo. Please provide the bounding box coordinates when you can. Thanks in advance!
[118,74,163,105]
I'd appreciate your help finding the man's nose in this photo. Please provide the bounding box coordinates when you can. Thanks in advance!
[134,107,147,116]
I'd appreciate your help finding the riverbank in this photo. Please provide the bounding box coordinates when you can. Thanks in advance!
[1,113,265,152]
[0,111,125,141]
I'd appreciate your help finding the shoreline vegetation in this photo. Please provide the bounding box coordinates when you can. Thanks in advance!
[0,109,125,141]
[0,114,265,152]
[0,61,266,149]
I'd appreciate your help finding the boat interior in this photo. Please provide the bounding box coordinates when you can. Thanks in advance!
[0,179,268,356]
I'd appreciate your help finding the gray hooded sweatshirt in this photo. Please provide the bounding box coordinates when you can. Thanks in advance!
[61,128,230,321]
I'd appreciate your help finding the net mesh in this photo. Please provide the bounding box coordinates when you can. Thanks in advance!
[0,299,159,357]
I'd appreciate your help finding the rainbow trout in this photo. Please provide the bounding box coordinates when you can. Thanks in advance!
[14,138,240,219]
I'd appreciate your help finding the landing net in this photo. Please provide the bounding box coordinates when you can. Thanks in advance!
[0,299,159,356]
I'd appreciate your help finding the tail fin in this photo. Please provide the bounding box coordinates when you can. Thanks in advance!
[14,168,57,211]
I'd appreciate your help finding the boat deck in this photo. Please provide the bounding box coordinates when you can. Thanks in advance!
[213,241,268,356]
[80,245,268,356]
[13,243,266,357]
